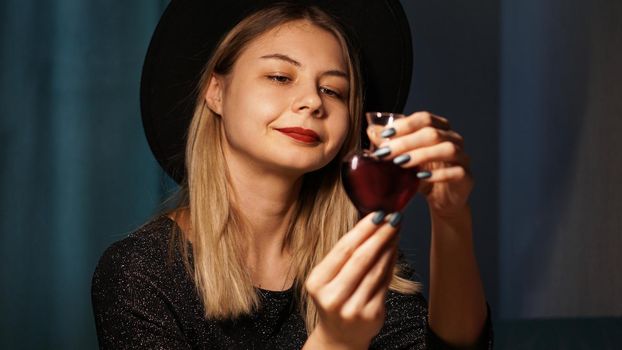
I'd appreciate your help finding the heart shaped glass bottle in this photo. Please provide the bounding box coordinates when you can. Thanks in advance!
[341,112,421,215]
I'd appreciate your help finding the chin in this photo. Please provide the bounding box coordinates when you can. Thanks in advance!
[280,163,325,176]
[255,143,340,176]
[273,157,334,176]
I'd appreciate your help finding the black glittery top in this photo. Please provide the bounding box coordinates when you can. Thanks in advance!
[91,215,492,349]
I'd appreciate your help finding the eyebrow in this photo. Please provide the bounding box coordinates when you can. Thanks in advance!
[259,53,349,79]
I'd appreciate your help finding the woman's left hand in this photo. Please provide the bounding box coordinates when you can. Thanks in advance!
[368,111,473,217]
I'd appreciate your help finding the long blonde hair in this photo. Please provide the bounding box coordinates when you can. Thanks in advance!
[167,3,419,333]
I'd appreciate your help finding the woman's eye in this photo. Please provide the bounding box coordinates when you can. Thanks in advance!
[319,87,342,99]
[267,75,291,83]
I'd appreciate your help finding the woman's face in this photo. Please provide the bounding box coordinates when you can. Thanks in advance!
[207,20,351,176]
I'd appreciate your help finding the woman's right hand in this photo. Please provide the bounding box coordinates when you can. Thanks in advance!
[304,211,402,350]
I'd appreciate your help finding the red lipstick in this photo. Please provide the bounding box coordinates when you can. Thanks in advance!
[276,127,321,143]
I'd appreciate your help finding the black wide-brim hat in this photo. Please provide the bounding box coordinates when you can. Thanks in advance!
[141,0,412,184]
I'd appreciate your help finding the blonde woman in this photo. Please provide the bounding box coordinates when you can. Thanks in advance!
[92,1,491,349]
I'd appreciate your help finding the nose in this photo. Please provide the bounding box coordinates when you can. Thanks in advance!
[292,83,324,118]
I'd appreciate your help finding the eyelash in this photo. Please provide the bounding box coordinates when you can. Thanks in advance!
[319,87,342,99]
[266,75,343,99]
[267,75,291,84]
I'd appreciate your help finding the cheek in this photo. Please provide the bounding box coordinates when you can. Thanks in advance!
[326,110,351,154]
[221,82,284,140]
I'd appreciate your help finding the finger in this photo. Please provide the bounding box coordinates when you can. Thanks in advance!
[392,142,470,169]
[368,112,451,146]
[305,211,386,291]
[339,239,397,318]
[360,248,397,321]
[390,111,451,136]
[367,124,386,146]
[367,242,398,301]
[420,165,472,183]
[318,214,401,308]
[374,127,464,157]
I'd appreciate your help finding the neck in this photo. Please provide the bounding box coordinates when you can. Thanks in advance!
[223,141,303,273]
[229,160,302,253]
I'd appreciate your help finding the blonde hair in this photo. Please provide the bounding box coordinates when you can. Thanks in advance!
[167,3,419,333]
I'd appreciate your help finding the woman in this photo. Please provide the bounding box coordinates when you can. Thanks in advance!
[92,1,491,349]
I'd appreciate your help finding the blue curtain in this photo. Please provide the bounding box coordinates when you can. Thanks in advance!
[499,0,622,319]
[0,1,169,348]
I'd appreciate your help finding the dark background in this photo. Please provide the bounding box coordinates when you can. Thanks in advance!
[1,0,620,348]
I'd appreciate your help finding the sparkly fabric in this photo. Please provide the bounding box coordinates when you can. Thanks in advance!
[91,216,493,349]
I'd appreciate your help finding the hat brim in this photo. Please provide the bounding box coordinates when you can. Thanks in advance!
[140,0,412,184]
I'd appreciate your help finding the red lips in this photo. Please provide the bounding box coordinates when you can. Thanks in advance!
[276,127,320,143]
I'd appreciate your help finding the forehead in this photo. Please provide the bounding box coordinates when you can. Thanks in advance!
[239,20,347,69]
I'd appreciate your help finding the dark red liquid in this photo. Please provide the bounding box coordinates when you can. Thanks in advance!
[341,153,420,215]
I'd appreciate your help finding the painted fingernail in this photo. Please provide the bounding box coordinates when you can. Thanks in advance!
[389,212,402,227]
[372,210,386,225]
[372,146,391,158]
[393,154,411,165]
[381,127,396,138]
[416,171,432,179]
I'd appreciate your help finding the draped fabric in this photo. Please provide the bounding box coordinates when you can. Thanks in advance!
[0,1,169,348]
[499,0,622,318]
[402,0,621,321]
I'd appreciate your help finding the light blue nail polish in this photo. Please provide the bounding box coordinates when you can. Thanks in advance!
[372,146,391,158]
[381,127,396,138]
[393,154,410,165]
[372,210,386,225]
[389,212,402,227]
[416,171,432,179]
